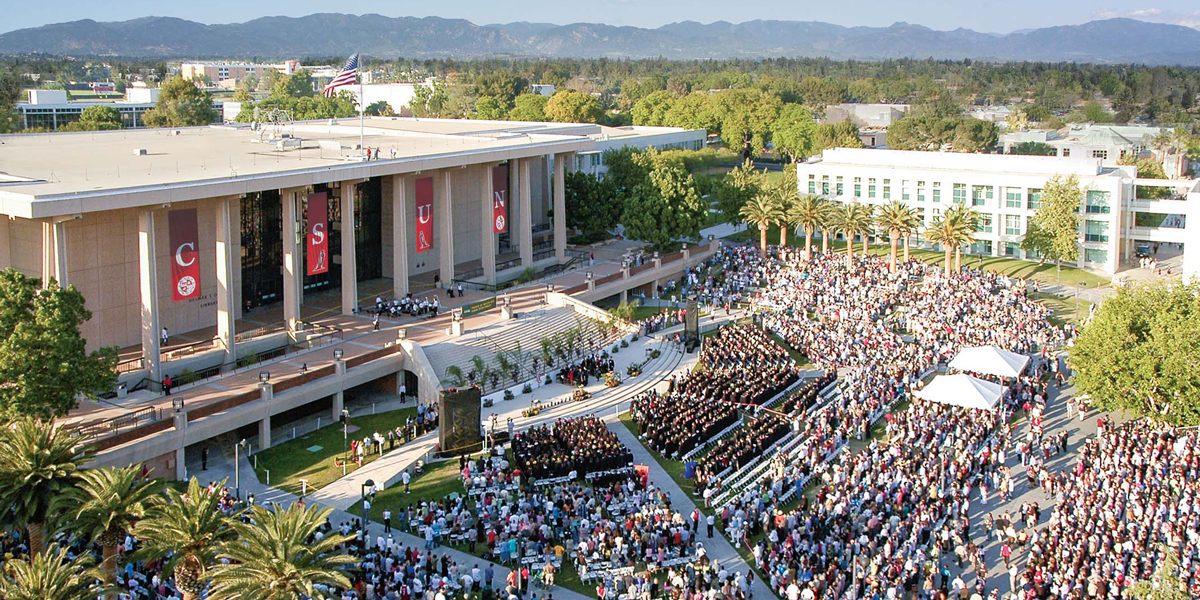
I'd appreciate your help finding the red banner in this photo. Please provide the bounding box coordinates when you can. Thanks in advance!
[415,177,433,254]
[492,164,508,233]
[306,192,329,275]
[168,208,201,302]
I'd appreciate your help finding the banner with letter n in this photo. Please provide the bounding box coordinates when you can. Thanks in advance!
[461,296,497,318]
[415,177,434,254]
[492,164,508,234]
[168,208,201,302]
[306,192,329,275]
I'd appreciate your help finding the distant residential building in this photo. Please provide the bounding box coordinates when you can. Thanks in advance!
[968,105,1014,127]
[179,61,300,84]
[823,103,909,128]
[348,81,436,116]
[574,126,707,177]
[17,88,221,131]
[797,147,1198,276]
[1001,123,1181,172]
[531,84,556,97]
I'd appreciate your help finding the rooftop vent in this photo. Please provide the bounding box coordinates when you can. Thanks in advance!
[132,148,147,156]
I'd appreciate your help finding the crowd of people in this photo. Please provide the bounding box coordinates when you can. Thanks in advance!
[510,416,633,481]
[555,354,616,388]
[373,293,442,318]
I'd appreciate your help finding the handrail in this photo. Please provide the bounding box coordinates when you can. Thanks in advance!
[116,354,145,374]
[68,405,162,443]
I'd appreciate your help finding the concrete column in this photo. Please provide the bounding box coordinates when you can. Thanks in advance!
[391,176,409,298]
[40,221,53,286]
[172,411,187,480]
[137,209,162,383]
[437,171,455,285]
[481,164,497,284]
[215,197,237,366]
[52,220,68,286]
[281,188,303,334]
[518,159,533,266]
[340,181,359,316]
[258,414,272,450]
[553,153,568,262]
[332,359,346,421]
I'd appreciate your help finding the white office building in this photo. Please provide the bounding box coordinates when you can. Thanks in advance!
[797,148,1198,277]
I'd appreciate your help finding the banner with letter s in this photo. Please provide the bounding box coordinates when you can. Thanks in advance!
[492,164,508,233]
[415,177,433,253]
[306,192,329,275]
[168,208,201,302]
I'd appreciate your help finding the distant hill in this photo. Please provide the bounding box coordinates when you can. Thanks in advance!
[2,15,1199,65]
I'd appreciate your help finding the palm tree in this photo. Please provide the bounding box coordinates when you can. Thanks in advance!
[926,205,978,276]
[875,201,921,273]
[770,182,797,247]
[134,478,237,600]
[468,355,488,385]
[950,205,980,271]
[897,205,923,262]
[831,203,871,267]
[0,419,88,554]
[442,366,466,388]
[858,204,876,257]
[818,201,837,256]
[208,503,355,600]
[60,466,162,589]
[739,194,782,257]
[0,545,111,600]
[788,194,826,261]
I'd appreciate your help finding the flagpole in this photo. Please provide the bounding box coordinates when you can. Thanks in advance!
[359,58,365,158]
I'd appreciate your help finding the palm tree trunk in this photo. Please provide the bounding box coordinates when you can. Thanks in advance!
[26,523,46,555]
[846,231,855,266]
[804,226,814,261]
[821,228,829,254]
[101,544,119,599]
[778,223,787,247]
[888,232,898,273]
[861,233,869,257]
[955,247,962,272]
[759,225,768,258]
[903,236,911,262]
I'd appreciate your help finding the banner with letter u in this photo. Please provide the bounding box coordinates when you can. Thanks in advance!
[415,177,433,254]
[492,164,508,234]
[168,208,201,302]
[306,192,329,275]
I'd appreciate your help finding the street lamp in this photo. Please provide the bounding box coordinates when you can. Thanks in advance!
[334,348,344,361]
[360,479,375,536]
[234,438,250,499]
[1075,282,1087,323]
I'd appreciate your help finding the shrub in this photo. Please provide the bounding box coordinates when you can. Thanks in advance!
[236,353,260,368]
[620,339,629,348]
[483,398,494,408]
[503,390,515,401]
[650,349,661,359]
[175,368,198,385]
[522,383,533,394]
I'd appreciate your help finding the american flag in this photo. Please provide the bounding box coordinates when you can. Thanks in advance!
[322,53,359,98]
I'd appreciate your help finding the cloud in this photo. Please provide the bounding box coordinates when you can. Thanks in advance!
[1092,7,1200,30]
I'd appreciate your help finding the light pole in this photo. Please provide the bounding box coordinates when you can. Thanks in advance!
[360,479,375,539]
[234,438,249,500]
[342,408,350,462]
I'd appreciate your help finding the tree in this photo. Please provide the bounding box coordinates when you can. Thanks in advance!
[471,96,508,120]
[622,164,706,250]
[272,69,315,99]
[1120,156,1172,199]
[472,71,528,109]
[876,201,920,273]
[364,101,395,117]
[631,90,676,126]
[951,119,999,153]
[813,121,864,153]
[0,270,118,419]
[208,504,355,600]
[1068,101,1116,123]
[63,105,121,132]
[788,194,827,261]
[1009,141,1057,156]
[564,171,621,244]
[770,168,799,247]
[60,466,162,589]
[509,93,549,121]
[925,204,978,276]
[831,203,872,266]
[0,419,88,554]
[711,159,765,225]
[1128,545,1193,600]
[739,195,779,257]
[0,69,25,133]
[545,90,604,123]
[770,104,819,162]
[0,545,111,600]
[411,80,450,118]
[1069,282,1200,426]
[1022,174,1082,278]
[134,478,237,600]
[142,76,216,128]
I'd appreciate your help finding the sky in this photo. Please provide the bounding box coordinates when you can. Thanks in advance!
[2,0,1199,34]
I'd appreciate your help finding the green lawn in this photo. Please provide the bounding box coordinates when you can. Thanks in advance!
[630,305,669,321]
[251,407,416,496]
[1029,291,1094,326]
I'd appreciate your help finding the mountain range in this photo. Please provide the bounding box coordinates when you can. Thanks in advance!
[2,14,1200,65]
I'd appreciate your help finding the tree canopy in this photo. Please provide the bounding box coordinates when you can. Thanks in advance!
[545,90,604,123]
[142,76,216,128]
[62,106,121,132]
[509,93,549,121]
[1021,174,1081,269]
[563,171,621,244]
[620,157,706,250]
[0,270,118,420]
[770,104,819,162]
[1009,141,1057,156]
[1069,282,1200,426]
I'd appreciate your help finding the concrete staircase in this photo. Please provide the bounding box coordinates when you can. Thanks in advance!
[423,307,622,394]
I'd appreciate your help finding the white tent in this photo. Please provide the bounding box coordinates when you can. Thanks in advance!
[948,346,1030,379]
[915,374,1007,411]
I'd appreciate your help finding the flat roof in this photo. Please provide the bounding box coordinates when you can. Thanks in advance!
[0,117,629,218]
[808,148,1111,178]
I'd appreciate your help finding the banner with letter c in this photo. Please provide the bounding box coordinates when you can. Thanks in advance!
[306,192,329,275]
[492,164,508,234]
[415,176,434,254]
[168,208,201,302]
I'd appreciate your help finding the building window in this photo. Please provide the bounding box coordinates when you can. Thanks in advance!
[1085,248,1108,264]
[932,183,941,203]
[1062,148,1071,157]
[1085,190,1111,214]
[1003,242,1018,257]
[854,180,861,198]
[1085,220,1109,243]
[836,176,844,196]
[971,241,993,255]
[882,179,891,200]
[972,185,993,207]
[808,174,816,194]
[953,184,966,204]
[821,175,830,195]
[1006,188,1022,208]
[977,214,993,233]
[1004,215,1021,236]
[1027,188,1042,210]
[868,178,876,198]
[1092,149,1108,160]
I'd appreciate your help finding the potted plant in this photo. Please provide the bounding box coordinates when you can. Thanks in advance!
[504,389,515,401]
[522,383,532,394]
